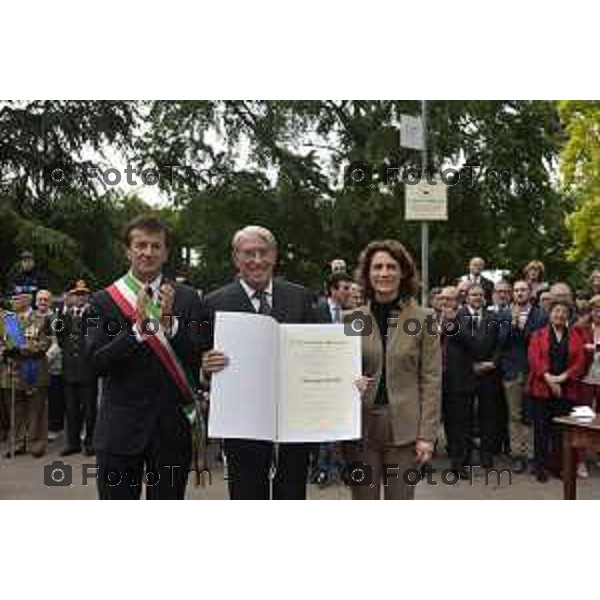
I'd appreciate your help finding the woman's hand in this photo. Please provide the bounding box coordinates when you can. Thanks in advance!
[415,439,434,465]
[543,373,562,397]
[549,382,562,397]
[554,372,568,384]
[545,372,567,385]
[355,376,376,398]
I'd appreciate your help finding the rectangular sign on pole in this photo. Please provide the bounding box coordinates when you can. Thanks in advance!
[400,114,424,150]
[405,174,448,221]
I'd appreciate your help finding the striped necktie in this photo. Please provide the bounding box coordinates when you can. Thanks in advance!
[254,290,271,315]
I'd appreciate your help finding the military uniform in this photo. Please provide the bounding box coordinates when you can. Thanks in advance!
[0,309,51,456]
[57,305,97,454]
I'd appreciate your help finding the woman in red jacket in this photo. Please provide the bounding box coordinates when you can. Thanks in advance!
[527,298,587,482]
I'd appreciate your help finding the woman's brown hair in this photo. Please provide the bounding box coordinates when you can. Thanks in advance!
[355,239,420,300]
[523,260,545,280]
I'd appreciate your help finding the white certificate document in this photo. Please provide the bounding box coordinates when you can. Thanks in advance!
[208,312,361,442]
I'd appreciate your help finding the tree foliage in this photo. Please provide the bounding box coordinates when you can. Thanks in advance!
[558,100,600,264]
[1,100,581,295]
[146,100,573,288]
[0,100,140,292]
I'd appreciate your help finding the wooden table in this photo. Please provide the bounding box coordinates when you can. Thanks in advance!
[555,416,600,499]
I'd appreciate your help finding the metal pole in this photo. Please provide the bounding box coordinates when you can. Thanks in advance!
[421,100,429,307]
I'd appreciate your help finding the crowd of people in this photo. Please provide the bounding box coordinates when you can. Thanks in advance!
[443,261,600,479]
[0,255,98,460]
[1,218,600,499]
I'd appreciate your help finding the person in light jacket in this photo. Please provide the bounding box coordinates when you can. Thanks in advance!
[346,240,441,500]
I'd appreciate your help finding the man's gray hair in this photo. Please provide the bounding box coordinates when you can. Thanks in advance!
[232,225,277,252]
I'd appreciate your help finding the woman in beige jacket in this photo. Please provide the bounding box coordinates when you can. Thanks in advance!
[345,240,441,500]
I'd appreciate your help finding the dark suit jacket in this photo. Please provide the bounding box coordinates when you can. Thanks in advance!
[315,297,334,324]
[57,308,95,384]
[443,312,479,394]
[86,280,206,455]
[203,277,317,332]
[461,308,505,362]
[444,307,506,393]
[497,305,547,380]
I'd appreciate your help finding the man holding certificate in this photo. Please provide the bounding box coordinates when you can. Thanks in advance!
[202,225,321,500]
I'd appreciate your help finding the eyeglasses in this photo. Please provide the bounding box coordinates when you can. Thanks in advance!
[236,248,273,261]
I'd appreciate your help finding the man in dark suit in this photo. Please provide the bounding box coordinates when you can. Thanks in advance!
[202,225,318,500]
[316,272,353,324]
[460,256,494,306]
[57,279,97,457]
[86,215,205,500]
[440,286,479,478]
[497,280,546,459]
[459,283,507,468]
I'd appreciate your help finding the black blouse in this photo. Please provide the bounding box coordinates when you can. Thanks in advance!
[371,294,404,406]
[549,326,569,376]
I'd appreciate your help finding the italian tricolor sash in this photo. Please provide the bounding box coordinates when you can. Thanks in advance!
[106,273,196,404]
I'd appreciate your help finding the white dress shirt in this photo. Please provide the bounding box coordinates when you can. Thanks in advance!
[132,272,178,342]
[327,298,343,323]
[239,278,273,313]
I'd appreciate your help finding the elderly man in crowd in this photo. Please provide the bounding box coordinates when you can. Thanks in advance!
[1,292,51,458]
[35,289,65,442]
[460,257,494,305]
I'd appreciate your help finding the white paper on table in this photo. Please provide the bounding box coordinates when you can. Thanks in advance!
[208,312,279,441]
[278,324,361,442]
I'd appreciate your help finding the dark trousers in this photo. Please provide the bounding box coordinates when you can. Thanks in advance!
[532,397,571,475]
[224,439,310,500]
[443,390,473,468]
[0,389,10,440]
[343,406,417,500]
[96,429,192,500]
[475,374,504,462]
[444,375,502,467]
[64,380,97,450]
[48,375,65,432]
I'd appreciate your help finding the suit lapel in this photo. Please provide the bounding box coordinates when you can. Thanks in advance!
[270,279,288,323]
[234,279,257,313]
